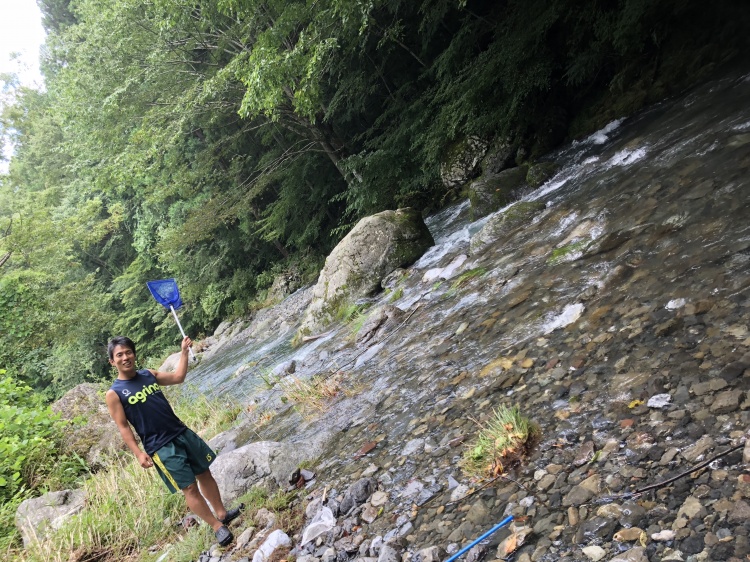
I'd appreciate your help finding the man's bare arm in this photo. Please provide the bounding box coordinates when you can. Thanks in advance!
[105,389,153,468]
[152,336,192,386]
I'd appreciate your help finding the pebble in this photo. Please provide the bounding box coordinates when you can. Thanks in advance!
[582,545,607,561]
[652,529,676,541]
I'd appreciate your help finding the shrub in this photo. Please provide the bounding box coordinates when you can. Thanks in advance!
[0,369,90,551]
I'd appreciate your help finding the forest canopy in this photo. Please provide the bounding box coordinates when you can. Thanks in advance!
[1,0,748,397]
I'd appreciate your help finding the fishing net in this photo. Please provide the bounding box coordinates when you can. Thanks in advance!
[146,278,183,310]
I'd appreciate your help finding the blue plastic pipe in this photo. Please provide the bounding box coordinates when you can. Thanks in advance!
[444,515,515,562]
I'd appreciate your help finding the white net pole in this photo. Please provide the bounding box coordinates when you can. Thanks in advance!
[170,305,196,361]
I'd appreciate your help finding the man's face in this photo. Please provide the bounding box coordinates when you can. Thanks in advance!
[110,344,136,375]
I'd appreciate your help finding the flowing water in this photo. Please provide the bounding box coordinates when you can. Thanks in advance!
[179,70,750,557]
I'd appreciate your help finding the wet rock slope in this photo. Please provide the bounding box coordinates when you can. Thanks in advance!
[191,71,750,562]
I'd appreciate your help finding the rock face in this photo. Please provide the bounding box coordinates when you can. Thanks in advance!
[267,266,304,303]
[299,209,433,335]
[440,137,488,188]
[50,383,126,468]
[210,441,310,504]
[15,489,86,547]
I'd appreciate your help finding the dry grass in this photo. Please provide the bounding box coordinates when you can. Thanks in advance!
[278,372,352,416]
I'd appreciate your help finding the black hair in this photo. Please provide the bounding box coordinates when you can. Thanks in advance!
[108,336,136,360]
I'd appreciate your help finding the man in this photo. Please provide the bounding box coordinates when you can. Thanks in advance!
[105,335,241,546]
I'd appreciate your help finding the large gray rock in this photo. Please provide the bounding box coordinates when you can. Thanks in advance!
[210,441,310,504]
[299,209,433,335]
[467,166,528,219]
[440,136,488,188]
[51,383,126,468]
[15,489,86,547]
[480,138,517,176]
[158,351,183,373]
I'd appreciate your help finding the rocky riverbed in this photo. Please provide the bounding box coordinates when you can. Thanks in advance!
[175,70,750,562]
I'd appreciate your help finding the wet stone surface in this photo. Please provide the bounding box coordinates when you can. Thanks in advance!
[185,72,750,562]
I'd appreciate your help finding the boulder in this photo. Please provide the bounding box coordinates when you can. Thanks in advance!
[50,383,126,468]
[470,201,547,253]
[467,166,529,219]
[480,138,518,176]
[158,351,183,373]
[440,136,488,188]
[299,209,433,335]
[15,489,86,547]
[210,441,310,504]
[525,161,560,188]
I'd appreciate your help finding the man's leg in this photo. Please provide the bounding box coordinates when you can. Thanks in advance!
[182,481,223,532]
[195,469,228,522]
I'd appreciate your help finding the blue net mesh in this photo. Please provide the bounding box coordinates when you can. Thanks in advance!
[146,279,183,310]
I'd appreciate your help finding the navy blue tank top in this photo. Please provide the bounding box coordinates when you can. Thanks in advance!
[110,369,187,455]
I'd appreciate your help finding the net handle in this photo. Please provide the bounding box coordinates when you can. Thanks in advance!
[170,305,196,361]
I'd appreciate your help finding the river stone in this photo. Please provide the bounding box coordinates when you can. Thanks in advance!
[361,504,379,524]
[466,498,489,525]
[673,496,706,530]
[614,527,643,542]
[652,529,676,541]
[370,491,388,507]
[210,441,309,503]
[709,390,744,414]
[377,544,402,562]
[412,546,445,562]
[267,266,303,302]
[682,434,715,462]
[399,438,425,457]
[582,545,606,561]
[609,546,648,562]
[340,478,378,514]
[728,499,750,523]
[299,208,433,335]
[15,489,86,547]
[356,305,406,348]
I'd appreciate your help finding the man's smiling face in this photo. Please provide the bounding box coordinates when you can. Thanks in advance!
[110,344,136,377]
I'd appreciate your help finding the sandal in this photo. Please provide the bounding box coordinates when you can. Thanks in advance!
[215,525,233,547]
[220,503,245,525]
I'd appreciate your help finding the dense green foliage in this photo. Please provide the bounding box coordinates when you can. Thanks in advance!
[1,0,748,396]
[0,370,88,551]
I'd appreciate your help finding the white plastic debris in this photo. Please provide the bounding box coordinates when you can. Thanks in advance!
[647,394,672,409]
[542,303,585,334]
[300,506,335,546]
[253,530,292,562]
[665,298,686,310]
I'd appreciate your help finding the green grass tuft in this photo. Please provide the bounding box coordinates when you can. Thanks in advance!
[460,405,539,479]
[450,267,487,291]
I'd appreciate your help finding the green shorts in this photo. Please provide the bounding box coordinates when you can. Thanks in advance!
[151,429,217,493]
